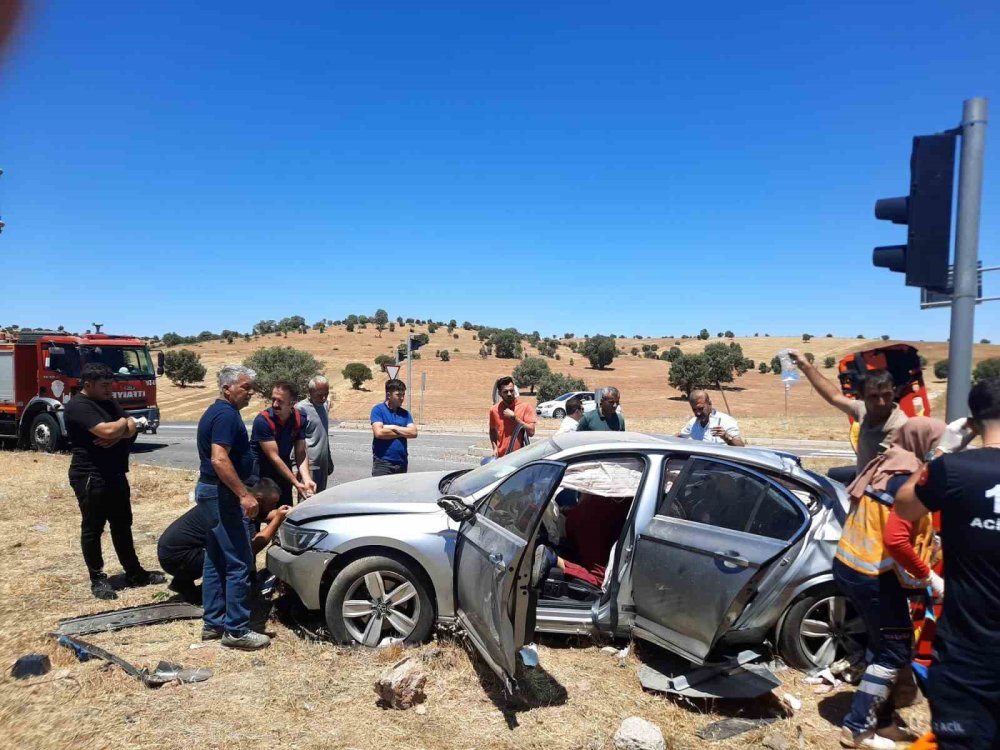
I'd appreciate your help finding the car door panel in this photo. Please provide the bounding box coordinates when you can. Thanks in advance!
[453,461,566,688]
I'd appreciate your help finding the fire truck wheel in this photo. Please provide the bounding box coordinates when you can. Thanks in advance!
[29,413,61,453]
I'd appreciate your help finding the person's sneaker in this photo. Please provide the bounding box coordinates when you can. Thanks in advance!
[839,727,896,749]
[530,545,557,587]
[90,577,118,601]
[221,631,271,650]
[126,570,167,587]
[875,721,918,743]
[201,626,224,641]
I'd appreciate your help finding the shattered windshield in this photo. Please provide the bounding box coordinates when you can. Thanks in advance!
[447,439,560,498]
[51,345,155,378]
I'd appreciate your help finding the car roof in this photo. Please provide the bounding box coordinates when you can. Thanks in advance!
[549,431,800,476]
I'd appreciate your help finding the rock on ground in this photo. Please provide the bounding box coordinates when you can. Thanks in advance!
[613,716,666,750]
[374,657,428,710]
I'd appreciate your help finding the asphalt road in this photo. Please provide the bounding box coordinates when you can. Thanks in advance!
[132,423,856,487]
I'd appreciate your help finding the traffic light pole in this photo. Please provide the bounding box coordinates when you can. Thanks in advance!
[406,335,413,414]
[946,97,988,420]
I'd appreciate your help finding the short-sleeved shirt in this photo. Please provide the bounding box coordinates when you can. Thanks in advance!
[848,401,908,470]
[251,408,308,482]
[678,410,741,443]
[915,448,1000,654]
[65,394,133,477]
[371,402,413,465]
[576,408,625,432]
[489,400,537,454]
[197,399,254,482]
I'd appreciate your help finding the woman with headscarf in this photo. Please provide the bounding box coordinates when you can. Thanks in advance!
[834,417,947,749]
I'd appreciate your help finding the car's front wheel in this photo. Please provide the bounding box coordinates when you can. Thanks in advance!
[324,555,435,647]
[777,590,867,670]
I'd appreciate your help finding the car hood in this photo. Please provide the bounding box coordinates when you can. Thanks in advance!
[287,470,453,524]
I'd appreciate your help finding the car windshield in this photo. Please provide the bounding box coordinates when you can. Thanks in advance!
[554,393,573,401]
[447,439,561,497]
[52,345,155,378]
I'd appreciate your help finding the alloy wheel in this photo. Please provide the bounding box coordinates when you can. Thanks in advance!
[341,570,421,646]
[798,594,866,667]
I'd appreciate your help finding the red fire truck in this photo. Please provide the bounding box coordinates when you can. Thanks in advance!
[0,330,163,452]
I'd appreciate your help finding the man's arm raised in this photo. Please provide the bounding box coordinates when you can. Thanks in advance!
[788,351,857,417]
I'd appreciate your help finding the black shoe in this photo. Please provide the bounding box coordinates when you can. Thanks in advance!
[91,577,118,600]
[126,570,167,587]
[201,626,224,641]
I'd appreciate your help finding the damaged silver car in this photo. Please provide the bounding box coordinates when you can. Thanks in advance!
[267,432,863,690]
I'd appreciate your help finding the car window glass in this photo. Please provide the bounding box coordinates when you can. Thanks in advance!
[448,440,560,497]
[481,463,564,540]
[665,459,766,533]
[657,457,689,514]
[746,485,804,540]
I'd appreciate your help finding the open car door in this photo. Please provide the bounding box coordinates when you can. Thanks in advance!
[631,456,810,663]
[450,461,566,692]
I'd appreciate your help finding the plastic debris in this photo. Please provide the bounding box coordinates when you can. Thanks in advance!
[780,692,802,714]
[11,654,51,679]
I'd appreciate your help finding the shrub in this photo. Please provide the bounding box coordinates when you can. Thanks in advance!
[805,352,815,364]
[758,361,769,374]
[513,357,551,394]
[881,335,890,341]
[342,362,373,390]
[581,335,616,370]
[536,372,588,403]
[163,349,206,387]
[824,356,836,369]
[345,322,355,332]
[770,355,781,374]
[439,350,450,362]
[664,346,683,363]
[243,347,323,401]
[981,338,992,344]
[973,357,1000,382]
[374,354,395,367]
[724,330,734,338]
[630,347,640,356]
[933,360,949,380]
[802,333,813,342]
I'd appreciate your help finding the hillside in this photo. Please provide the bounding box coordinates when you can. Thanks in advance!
[153,325,999,439]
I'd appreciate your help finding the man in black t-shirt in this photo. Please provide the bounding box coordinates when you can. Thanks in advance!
[157,478,289,603]
[896,377,1000,750]
[64,363,165,600]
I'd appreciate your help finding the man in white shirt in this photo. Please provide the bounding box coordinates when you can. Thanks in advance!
[556,396,584,434]
[676,390,745,446]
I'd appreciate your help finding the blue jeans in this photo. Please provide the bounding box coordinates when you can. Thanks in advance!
[833,559,914,734]
[196,482,254,636]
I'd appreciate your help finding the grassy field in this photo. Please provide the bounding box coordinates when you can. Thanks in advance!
[154,325,998,441]
[0,452,931,750]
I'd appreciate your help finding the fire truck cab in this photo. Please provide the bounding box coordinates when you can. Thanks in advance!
[0,330,163,452]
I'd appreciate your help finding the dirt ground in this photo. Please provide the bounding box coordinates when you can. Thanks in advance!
[154,326,999,440]
[0,452,932,750]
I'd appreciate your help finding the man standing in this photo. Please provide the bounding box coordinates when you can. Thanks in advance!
[676,390,745,446]
[576,387,625,432]
[790,352,907,477]
[489,376,537,456]
[894,378,1000,750]
[64,363,165,600]
[556,396,584,434]
[370,379,417,475]
[250,381,316,505]
[158,478,289,604]
[196,364,269,650]
[296,375,334,493]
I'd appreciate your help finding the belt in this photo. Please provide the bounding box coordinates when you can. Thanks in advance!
[197,474,219,486]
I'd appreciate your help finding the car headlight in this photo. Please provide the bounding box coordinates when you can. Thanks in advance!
[278,525,329,553]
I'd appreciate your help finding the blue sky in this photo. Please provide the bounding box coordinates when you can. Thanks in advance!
[1,1,998,341]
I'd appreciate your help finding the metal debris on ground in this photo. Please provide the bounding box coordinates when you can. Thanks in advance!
[638,650,781,699]
[696,717,780,741]
[54,602,203,636]
[56,635,212,687]
[10,654,51,679]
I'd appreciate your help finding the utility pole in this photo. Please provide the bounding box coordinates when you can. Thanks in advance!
[946,97,988,420]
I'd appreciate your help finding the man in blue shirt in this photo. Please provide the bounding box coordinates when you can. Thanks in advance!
[250,381,316,505]
[370,379,418,476]
[195,364,269,651]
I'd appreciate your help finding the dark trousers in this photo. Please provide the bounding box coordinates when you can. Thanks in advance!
[833,559,914,734]
[197,482,254,636]
[927,639,1000,750]
[69,472,142,580]
[372,457,407,477]
[159,548,204,602]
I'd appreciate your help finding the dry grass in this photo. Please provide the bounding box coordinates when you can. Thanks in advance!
[0,452,929,750]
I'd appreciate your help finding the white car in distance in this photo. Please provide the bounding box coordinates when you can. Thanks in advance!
[535,391,596,419]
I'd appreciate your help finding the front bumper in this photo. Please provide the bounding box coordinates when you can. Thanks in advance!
[125,407,160,432]
[265,545,335,610]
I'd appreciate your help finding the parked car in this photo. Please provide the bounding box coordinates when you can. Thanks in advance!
[535,391,596,419]
[267,433,861,692]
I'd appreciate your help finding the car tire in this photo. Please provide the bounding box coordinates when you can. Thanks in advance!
[552,408,565,419]
[29,413,61,453]
[324,554,435,647]
[777,590,867,670]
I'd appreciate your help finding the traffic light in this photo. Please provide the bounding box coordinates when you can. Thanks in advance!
[873,133,957,292]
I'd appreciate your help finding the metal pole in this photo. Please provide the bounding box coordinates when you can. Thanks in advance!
[947,97,988,420]
[784,383,789,431]
[406,336,413,414]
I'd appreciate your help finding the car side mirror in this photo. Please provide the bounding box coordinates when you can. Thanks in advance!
[437,495,475,523]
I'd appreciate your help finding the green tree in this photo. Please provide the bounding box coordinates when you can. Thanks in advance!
[973,357,1000,382]
[981,338,992,344]
[581,335,616,370]
[724,330,734,338]
[374,354,395,367]
[933,360,949,380]
[770,355,781,374]
[758,361,769,374]
[536,372,589,403]
[698,328,710,340]
[802,333,813,342]
[668,354,711,396]
[824,356,836,369]
[490,329,523,359]
[439,350,450,362]
[278,315,306,332]
[163,349,206,387]
[162,332,183,347]
[664,346,683,362]
[512,357,551,394]
[702,342,749,387]
[342,362,374,390]
[243,346,323,402]
[345,322,355,332]
[373,309,389,337]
